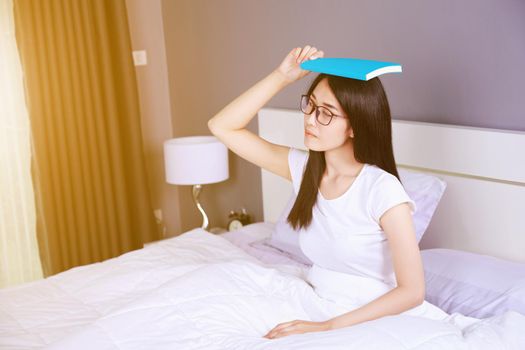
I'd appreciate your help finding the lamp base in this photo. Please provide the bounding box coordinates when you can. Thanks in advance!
[192,184,209,230]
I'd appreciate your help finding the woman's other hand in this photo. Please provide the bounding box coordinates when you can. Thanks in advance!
[263,319,332,339]
[275,45,324,84]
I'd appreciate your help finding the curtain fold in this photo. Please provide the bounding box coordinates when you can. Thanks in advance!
[0,0,43,288]
[13,0,158,276]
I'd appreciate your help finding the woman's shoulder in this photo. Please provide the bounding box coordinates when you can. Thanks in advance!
[288,147,309,193]
[364,164,397,186]
[363,164,408,196]
[288,147,309,170]
[289,147,309,159]
[364,164,416,219]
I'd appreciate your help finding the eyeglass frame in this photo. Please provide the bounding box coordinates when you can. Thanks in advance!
[300,94,347,126]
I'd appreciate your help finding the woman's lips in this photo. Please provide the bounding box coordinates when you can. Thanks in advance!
[305,131,317,137]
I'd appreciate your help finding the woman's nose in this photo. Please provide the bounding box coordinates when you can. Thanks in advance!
[306,111,317,125]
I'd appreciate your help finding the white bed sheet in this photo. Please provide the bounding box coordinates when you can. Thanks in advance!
[219,222,309,270]
[1,226,524,349]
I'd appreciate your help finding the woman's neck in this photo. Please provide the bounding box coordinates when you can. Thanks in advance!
[323,141,364,178]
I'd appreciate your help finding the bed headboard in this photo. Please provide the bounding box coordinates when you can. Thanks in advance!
[257,107,525,263]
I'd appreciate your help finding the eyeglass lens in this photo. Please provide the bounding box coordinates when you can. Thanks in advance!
[300,95,333,125]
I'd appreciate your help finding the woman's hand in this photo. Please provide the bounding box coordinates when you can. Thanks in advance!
[274,45,324,84]
[263,319,332,339]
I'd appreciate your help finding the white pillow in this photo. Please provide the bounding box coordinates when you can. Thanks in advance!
[398,168,447,242]
[421,249,525,318]
[266,168,446,263]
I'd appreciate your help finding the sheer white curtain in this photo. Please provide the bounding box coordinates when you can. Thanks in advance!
[0,0,43,287]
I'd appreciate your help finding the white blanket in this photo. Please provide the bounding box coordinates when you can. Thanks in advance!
[1,228,524,349]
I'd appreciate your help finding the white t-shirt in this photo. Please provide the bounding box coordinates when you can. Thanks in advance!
[288,147,417,287]
[287,147,450,322]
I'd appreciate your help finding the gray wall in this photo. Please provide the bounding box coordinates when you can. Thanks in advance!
[161,0,525,232]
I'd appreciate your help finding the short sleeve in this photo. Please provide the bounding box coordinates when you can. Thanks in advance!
[288,147,309,194]
[368,173,417,224]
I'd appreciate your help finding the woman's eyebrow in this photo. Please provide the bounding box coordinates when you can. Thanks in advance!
[311,93,339,111]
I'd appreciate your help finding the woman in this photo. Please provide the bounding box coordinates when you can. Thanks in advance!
[208,45,449,339]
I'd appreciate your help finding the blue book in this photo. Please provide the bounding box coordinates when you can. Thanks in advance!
[300,57,402,81]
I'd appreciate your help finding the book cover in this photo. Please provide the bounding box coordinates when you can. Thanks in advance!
[300,57,402,81]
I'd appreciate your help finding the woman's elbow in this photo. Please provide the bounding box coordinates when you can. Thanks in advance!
[208,119,224,138]
[410,286,426,307]
[400,284,425,308]
[207,119,218,134]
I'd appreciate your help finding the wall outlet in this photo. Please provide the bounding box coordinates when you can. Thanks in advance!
[132,50,147,66]
[153,209,163,223]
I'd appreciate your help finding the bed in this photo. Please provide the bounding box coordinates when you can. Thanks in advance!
[1,107,524,349]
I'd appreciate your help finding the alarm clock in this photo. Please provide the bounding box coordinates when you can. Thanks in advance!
[227,208,252,231]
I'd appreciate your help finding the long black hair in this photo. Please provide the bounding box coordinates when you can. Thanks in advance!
[287,73,400,230]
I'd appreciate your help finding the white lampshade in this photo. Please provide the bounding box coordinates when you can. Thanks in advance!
[164,136,229,185]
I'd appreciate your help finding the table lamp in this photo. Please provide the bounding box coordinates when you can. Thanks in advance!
[164,136,229,230]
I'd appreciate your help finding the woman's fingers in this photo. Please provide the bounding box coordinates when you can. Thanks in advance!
[305,46,318,60]
[295,45,324,64]
[270,325,296,339]
[266,320,299,338]
[289,47,300,58]
[269,323,291,334]
[310,50,324,60]
[297,45,311,63]
[277,320,297,329]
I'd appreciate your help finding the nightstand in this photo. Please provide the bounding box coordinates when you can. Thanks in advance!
[208,227,227,234]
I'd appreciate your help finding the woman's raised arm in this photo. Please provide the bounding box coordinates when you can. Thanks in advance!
[208,45,323,181]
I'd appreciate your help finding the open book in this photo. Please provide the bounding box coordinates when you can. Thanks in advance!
[300,57,402,81]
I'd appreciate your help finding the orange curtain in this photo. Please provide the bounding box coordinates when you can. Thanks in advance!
[13,0,158,276]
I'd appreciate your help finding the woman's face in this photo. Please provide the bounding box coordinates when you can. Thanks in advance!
[303,78,353,151]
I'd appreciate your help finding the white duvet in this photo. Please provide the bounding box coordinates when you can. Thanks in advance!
[1,228,524,349]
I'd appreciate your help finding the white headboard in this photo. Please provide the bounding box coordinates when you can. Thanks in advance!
[257,107,525,263]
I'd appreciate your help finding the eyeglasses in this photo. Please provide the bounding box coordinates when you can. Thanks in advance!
[300,94,346,126]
